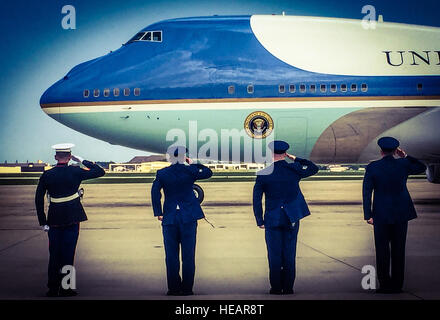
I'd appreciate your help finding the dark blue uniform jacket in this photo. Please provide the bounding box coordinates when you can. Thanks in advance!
[35,161,105,226]
[253,158,319,227]
[151,163,213,225]
[363,155,426,224]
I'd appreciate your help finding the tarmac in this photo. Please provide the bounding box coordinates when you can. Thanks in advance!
[0,180,439,300]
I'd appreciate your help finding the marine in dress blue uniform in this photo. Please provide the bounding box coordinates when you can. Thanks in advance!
[35,144,105,297]
[253,140,319,294]
[151,146,213,296]
[363,137,426,293]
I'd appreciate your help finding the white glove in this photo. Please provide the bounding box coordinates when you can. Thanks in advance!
[42,225,50,232]
[71,155,84,163]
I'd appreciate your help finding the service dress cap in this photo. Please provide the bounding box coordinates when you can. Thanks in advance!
[51,143,75,153]
[268,140,290,154]
[377,137,399,150]
[167,145,188,157]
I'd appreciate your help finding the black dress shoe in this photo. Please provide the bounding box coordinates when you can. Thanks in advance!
[46,288,59,297]
[166,290,182,296]
[283,289,294,295]
[59,288,78,297]
[269,288,282,295]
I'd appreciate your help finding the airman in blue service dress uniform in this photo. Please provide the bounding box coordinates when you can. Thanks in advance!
[151,146,213,296]
[35,144,105,297]
[253,140,319,294]
[363,137,426,293]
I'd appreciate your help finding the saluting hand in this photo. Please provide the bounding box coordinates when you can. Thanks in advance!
[71,155,84,163]
[395,148,407,158]
[185,157,193,164]
[285,153,296,161]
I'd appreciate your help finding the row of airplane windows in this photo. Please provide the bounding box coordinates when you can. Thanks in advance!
[228,83,370,95]
[83,83,424,98]
[234,83,423,94]
[83,88,141,98]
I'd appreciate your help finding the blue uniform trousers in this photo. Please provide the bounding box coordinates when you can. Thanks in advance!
[373,222,408,290]
[47,223,79,289]
[162,212,197,293]
[265,214,300,293]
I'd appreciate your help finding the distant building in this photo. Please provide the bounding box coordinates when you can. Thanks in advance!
[205,163,265,171]
[328,165,349,172]
[109,161,170,172]
[96,161,115,170]
[0,160,51,173]
[109,155,169,172]
[128,155,167,163]
[108,155,266,172]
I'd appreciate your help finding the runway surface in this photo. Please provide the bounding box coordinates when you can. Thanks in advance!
[0,180,439,300]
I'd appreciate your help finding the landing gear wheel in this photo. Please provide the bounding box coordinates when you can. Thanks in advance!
[193,184,204,203]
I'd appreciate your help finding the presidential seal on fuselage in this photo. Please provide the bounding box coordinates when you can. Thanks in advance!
[244,111,274,139]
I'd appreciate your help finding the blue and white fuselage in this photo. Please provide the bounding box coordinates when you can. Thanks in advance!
[40,15,440,181]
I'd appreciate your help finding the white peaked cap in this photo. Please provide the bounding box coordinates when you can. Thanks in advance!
[51,143,75,153]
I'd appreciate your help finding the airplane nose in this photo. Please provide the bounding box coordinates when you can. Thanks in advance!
[40,56,104,109]
[39,85,52,107]
[40,79,63,106]
[40,85,58,121]
[39,76,69,121]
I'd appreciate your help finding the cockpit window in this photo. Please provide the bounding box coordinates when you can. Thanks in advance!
[142,32,152,41]
[127,32,146,44]
[127,30,162,44]
[152,31,162,42]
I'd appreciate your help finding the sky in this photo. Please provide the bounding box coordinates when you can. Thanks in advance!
[0,0,438,163]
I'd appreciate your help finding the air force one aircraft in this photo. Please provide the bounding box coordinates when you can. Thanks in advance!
[40,15,440,182]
